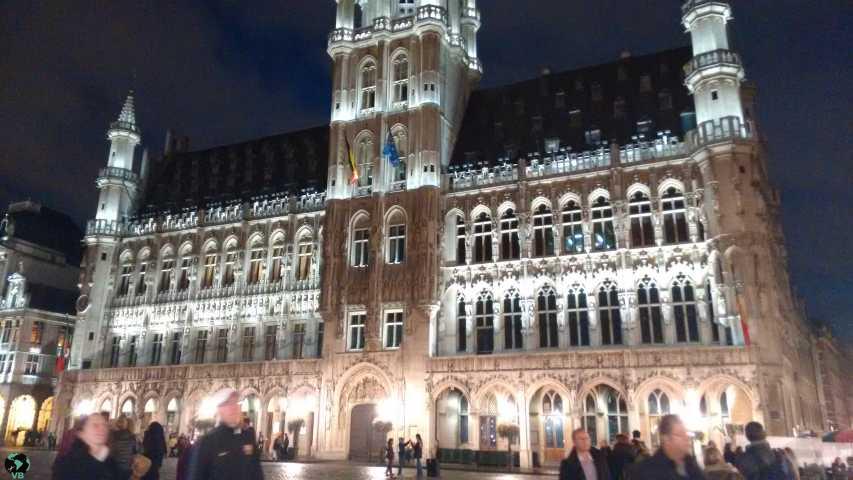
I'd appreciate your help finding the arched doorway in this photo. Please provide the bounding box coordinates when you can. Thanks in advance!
[142,398,157,431]
[348,403,384,462]
[582,385,628,446]
[37,397,54,432]
[698,381,754,446]
[529,388,567,466]
[165,398,180,435]
[647,389,671,449]
[435,388,470,451]
[266,397,286,454]
[241,394,260,431]
[5,395,36,446]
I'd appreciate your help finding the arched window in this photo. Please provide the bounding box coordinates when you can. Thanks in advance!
[177,247,192,291]
[222,244,237,287]
[455,215,466,264]
[456,296,467,353]
[561,200,584,254]
[583,394,598,446]
[638,278,664,344]
[118,257,133,297]
[629,191,654,248]
[503,291,523,350]
[543,391,565,449]
[472,212,493,263]
[672,274,699,343]
[648,389,671,448]
[136,252,149,296]
[356,135,374,188]
[720,390,730,424]
[351,215,370,267]
[605,387,629,442]
[392,53,409,104]
[158,249,175,293]
[499,209,520,260]
[662,187,688,244]
[390,126,408,182]
[591,196,616,251]
[475,292,494,355]
[247,240,266,285]
[459,394,469,444]
[386,210,406,265]
[269,236,285,283]
[538,288,558,348]
[201,246,217,289]
[532,204,555,257]
[166,398,179,431]
[295,233,313,281]
[567,287,590,347]
[360,61,377,111]
[598,281,623,345]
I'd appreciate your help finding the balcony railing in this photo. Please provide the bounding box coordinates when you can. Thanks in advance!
[620,138,687,165]
[109,120,139,133]
[683,49,741,78]
[688,116,752,148]
[86,219,122,236]
[417,5,448,24]
[526,147,611,178]
[682,0,726,15]
[328,6,448,47]
[450,163,518,191]
[97,167,139,184]
[328,28,353,43]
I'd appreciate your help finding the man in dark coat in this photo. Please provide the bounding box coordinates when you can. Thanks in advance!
[609,433,637,480]
[626,414,706,480]
[734,422,791,480]
[559,428,611,480]
[188,388,264,480]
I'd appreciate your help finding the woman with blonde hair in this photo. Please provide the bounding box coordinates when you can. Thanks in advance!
[703,446,744,480]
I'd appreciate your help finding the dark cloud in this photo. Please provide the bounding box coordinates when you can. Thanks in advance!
[1,0,850,339]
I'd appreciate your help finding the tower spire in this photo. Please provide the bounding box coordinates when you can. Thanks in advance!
[113,90,139,133]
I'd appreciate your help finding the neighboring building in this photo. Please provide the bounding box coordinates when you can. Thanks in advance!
[0,201,79,445]
[57,0,828,467]
[813,328,853,432]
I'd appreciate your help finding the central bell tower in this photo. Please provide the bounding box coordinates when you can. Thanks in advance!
[318,0,481,458]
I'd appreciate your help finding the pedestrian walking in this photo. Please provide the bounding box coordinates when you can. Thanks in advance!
[187,388,264,480]
[52,413,122,480]
[559,428,611,480]
[703,447,744,480]
[385,438,396,477]
[109,415,138,479]
[630,430,650,461]
[625,414,706,480]
[609,433,637,480]
[734,422,793,480]
[412,433,423,477]
[141,422,167,480]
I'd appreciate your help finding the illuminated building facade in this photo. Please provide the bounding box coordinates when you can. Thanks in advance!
[56,0,831,466]
[0,201,79,446]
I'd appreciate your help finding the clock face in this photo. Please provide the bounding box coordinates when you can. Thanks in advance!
[76,295,90,314]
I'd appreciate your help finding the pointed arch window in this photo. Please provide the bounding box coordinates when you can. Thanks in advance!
[201,249,217,289]
[118,262,132,297]
[472,212,493,263]
[532,204,555,257]
[269,237,285,283]
[503,292,523,350]
[567,287,590,347]
[392,54,409,104]
[598,282,623,345]
[543,391,565,449]
[222,246,237,287]
[356,135,374,188]
[457,296,467,353]
[178,255,192,291]
[537,289,559,348]
[707,281,733,345]
[638,278,664,344]
[583,394,598,446]
[475,292,494,355]
[672,275,700,343]
[629,191,655,248]
[562,200,584,254]
[591,196,616,251]
[662,187,689,244]
[455,215,467,265]
[605,387,629,442]
[391,127,408,182]
[247,242,266,285]
[386,210,406,265]
[351,215,370,268]
[158,255,174,293]
[499,209,520,260]
[295,234,313,281]
[360,61,377,111]
[136,256,149,296]
[648,389,671,448]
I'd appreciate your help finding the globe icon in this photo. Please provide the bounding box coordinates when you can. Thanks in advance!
[4,453,30,474]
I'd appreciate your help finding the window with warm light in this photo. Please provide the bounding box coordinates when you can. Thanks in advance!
[201,253,217,289]
[296,236,313,281]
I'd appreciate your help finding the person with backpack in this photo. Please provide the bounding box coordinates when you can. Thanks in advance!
[734,422,794,480]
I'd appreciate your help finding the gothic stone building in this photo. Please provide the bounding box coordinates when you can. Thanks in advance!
[57,0,826,467]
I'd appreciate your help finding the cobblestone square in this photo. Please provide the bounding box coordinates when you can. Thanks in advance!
[8,449,549,480]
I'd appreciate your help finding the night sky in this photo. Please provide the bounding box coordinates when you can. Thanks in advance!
[1,1,850,340]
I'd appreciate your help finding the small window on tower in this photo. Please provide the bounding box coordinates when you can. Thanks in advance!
[398,0,415,16]
[711,90,719,101]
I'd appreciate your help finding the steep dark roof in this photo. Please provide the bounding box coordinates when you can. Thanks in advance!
[26,283,78,315]
[140,125,329,215]
[1,202,83,264]
[451,47,695,166]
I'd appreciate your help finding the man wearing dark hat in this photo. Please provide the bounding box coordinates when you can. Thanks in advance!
[188,388,264,480]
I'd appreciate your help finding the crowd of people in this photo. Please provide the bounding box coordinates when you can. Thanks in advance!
[558,414,852,480]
